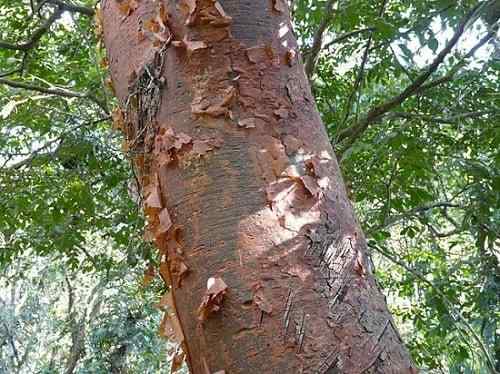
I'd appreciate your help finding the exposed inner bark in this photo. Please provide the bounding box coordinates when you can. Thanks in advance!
[102,0,416,372]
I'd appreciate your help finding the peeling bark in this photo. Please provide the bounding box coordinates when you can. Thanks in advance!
[102,0,416,372]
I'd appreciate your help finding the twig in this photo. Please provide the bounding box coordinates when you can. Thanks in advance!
[336,3,488,154]
[0,77,108,113]
[304,0,337,78]
[370,243,498,373]
[0,6,64,51]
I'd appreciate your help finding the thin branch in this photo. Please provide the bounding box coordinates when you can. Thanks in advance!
[0,77,108,113]
[387,110,499,124]
[338,0,389,132]
[369,201,463,234]
[414,23,499,95]
[0,6,63,51]
[370,244,498,373]
[304,0,337,78]
[5,117,110,170]
[324,28,374,50]
[47,0,94,16]
[336,3,486,152]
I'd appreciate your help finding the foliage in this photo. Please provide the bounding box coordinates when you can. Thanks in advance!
[0,0,499,373]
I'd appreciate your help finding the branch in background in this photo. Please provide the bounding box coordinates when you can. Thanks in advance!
[414,22,499,95]
[336,3,487,154]
[387,110,499,124]
[46,0,94,16]
[369,5,454,54]
[304,0,337,78]
[369,243,497,373]
[0,78,108,113]
[0,6,63,51]
[324,27,375,50]
[0,53,29,78]
[338,0,389,130]
[5,117,110,170]
[369,201,463,234]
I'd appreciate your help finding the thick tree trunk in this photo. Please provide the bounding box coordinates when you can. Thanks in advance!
[102,0,416,372]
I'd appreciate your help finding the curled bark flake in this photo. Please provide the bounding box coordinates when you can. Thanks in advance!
[198,277,228,322]
[118,0,138,17]
[238,118,256,129]
[199,2,233,27]
[282,135,302,155]
[173,132,192,150]
[274,107,289,119]
[171,257,189,287]
[158,208,173,234]
[252,284,273,315]
[191,86,235,118]
[300,175,321,198]
[181,0,198,25]
[213,2,232,25]
[246,46,269,64]
[159,293,185,344]
[170,347,186,373]
[192,140,213,156]
[159,261,171,286]
[112,106,125,131]
[145,185,163,209]
[272,0,286,13]
[286,49,296,67]
[173,36,208,55]
[354,250,366,277]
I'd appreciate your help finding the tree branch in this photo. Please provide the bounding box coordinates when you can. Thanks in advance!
[324,28,375,50]
[370,243,497,373]
[387,110,499,124]
[0,77,108,113]
[47,0,94,16]
[304,0,337,78]
[336,3,487,152]
[0,6,64,51]
[337,0,389,131]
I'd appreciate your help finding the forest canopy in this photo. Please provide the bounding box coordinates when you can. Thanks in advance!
[0,0,499,373]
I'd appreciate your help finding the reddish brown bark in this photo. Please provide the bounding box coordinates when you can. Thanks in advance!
[102,0,416,373]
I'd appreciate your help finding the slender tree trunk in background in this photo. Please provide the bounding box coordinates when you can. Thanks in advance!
[102,0,416,372]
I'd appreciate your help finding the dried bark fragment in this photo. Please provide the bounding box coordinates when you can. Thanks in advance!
[181,0,198,25]
[198,277,228,322]
[300,175,322,197]
[286,49,296,66]
[145,185,163,209]
[158,208,173,233]
[213,2,232,25]
[274,107,289,119]
[112,107,125,131]
[117,0,138,17]
[170,348,186,373]
[191,86,235,118]
[159,293,185,344]
[171,257,189,287]
[252,284,273,315]
[272,0,286,13]
[246,46,267,64]
[282,135,302,154]
[237,117,256,129]
[159,261,170,286]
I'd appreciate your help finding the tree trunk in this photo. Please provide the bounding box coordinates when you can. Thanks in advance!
[102,0,416,372]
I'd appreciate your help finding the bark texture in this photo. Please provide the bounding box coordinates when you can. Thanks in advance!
[102,0,417,373]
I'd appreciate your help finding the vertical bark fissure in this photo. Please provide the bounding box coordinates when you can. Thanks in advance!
[102,0,416,372]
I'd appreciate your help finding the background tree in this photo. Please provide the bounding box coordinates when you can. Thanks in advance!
[0,0,498,373]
